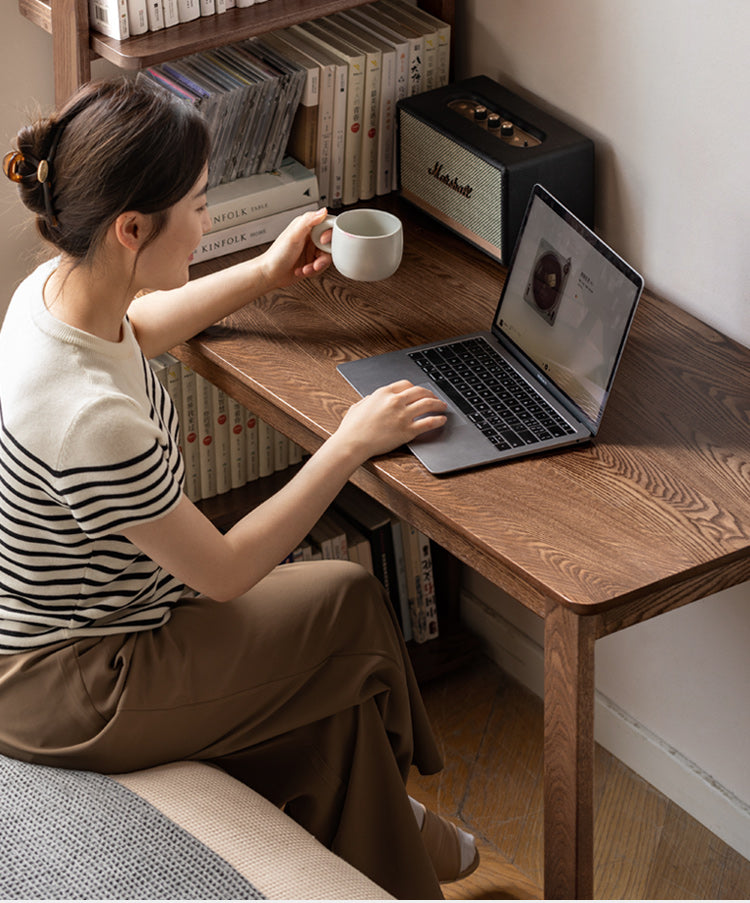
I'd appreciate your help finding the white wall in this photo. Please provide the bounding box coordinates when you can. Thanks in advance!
[0,4,54,311]
[0,5,119,320]
[457,0,750,859]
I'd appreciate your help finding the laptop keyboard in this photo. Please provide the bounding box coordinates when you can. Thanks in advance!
[409,336,576,452]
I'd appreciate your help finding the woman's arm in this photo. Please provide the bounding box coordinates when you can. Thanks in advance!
[127,208,332,361]
[120,381,447,601]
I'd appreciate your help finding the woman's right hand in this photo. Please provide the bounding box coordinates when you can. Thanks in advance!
[333,379,448,462]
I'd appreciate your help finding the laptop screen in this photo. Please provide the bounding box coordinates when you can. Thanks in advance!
[493,185,643,430]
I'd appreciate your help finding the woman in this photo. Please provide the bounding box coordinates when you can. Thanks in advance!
[0,77,478,898]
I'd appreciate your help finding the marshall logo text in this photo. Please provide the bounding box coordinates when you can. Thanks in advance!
[427,162,473,198]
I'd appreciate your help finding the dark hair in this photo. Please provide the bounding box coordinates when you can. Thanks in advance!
[9,77,210,262]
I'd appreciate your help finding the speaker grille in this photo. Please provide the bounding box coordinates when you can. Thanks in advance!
[399,110,505,258]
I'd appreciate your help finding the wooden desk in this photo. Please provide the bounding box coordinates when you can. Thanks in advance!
[177,197,750,899]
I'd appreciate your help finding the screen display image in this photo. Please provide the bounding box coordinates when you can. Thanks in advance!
[495,192,641,426]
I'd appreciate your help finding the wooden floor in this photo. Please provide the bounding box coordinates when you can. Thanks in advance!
[406,655,750,900]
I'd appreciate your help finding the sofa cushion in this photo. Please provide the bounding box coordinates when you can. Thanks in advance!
[0,755,389,900]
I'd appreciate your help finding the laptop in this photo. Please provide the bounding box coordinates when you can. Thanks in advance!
[338,184,644,474]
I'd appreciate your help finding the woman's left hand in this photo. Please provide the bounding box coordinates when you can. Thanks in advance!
[260,207,332,289]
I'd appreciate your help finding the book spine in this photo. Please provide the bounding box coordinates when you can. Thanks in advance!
[417,529,439,641]
[235,0,255,6]
[200,0,215,14]
[228,397,247,489]
[196,374,217,499]
[88,0,130,39]
[206,164,319,234]
[257,419,274,478]
[126,0,149,34]
[391,519,414,641]
[244,409,259,482]
[146,0,164,30]
[161,0,179,25]
[212,384,231,495]
[329,62,347,207]
[177,0,199,22]
[180,363,202,502]
[273,428,289,472]
[314,64,335,207]
[191,202,317,263]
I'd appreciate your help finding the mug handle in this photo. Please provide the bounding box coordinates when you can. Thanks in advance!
[310,214,337,251]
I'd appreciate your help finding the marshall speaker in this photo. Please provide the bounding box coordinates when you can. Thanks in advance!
[398,76,594,264]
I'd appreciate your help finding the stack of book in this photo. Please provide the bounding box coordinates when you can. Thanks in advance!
[149,353,440,644]
[193,156,319,263]
[138,40,308,188]
[90,0,276,40]
[149,352,304,503]
[274,0,451,207]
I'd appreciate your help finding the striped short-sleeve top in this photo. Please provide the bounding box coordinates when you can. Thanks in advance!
[0,259,189,653]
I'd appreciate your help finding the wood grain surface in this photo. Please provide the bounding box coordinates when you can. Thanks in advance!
[179,196,750,623]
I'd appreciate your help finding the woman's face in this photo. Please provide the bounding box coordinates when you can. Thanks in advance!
[137,165,211,290]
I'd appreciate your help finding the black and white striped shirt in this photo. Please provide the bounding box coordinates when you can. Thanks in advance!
[0,259,189,652]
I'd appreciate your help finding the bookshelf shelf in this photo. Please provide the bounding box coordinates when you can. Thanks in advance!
[19,0,454,105]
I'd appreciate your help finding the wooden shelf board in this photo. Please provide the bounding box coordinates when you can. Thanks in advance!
[21,0,378,69]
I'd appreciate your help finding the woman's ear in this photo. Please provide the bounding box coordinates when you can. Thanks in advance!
[113,211,150,252]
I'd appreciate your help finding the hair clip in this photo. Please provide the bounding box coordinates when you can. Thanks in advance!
[3,150,50,185]
[3,150,31,183]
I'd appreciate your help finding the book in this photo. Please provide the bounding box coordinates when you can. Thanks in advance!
[277,27,346,208]
[212,383,231,495]
[390,518,413,641]
[294,21,365,206]
[179,363,202,501]
[243,409,259,482]
[126,0,149,35]
[358,5,424,98]
[177,0,200,26]
[162,0,179,26]
[402,522,439,642]
[374,0,439,93]
[200,0,215,15]
[380,0,451,88]
[205,157,319,234]
[228,397,247,490]
[273,428,289,472]
[145,0,164,31]
[254,33,320,174]
[343,7,410,191]
[195,374,218,499]
[257,419,274,478]
[318,17,382,202]
[331,12,398,197]
[308,510,348,561]
[89,0,129,39]
[191,201,318,263]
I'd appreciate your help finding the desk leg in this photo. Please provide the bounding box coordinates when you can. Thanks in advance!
[543,604,596,899]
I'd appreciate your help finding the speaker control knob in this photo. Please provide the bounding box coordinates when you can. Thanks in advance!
[501,120,514,136]
[473,105,488,121]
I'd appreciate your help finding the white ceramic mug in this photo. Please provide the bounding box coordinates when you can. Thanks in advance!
[311,209,403,281]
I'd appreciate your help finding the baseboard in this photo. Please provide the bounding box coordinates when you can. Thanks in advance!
[460,588,750,862]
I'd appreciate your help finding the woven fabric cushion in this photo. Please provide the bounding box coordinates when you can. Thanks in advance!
[113,760,391,900]
[0,754,264,900]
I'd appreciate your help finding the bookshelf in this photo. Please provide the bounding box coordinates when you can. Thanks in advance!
[19,0,455,105]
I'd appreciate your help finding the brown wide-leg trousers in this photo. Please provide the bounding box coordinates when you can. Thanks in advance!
[0,560,444,899]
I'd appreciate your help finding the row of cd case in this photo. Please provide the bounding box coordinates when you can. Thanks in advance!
[138,39,307,188]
